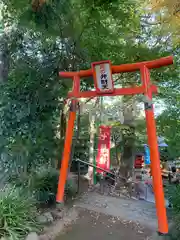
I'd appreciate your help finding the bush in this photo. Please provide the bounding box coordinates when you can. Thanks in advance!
[0,186,40,240]
[65,177,77,198]
[7,173,29,188]
[168,185,180,240]
[28,167,59,205]
[28,167,77,205]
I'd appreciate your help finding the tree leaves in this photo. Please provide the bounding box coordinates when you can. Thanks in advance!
[157,109,180,159]
[144,0,180,45]
[0,0,179,177]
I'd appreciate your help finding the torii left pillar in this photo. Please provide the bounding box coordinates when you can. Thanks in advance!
[56,75,80,203]
[56,100,76,203]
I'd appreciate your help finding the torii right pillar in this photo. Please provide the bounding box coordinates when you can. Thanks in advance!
[141,65,168,235]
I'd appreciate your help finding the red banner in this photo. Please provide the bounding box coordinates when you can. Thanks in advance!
[96,126,111,174]
[134,155,144,169]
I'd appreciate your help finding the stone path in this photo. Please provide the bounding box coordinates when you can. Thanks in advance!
[75,192,158,230]
[55,192,164,240]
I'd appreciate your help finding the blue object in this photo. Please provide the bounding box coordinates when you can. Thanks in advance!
[144,144,151,164]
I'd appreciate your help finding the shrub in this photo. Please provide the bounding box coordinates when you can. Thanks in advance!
[65,177,77,198]
[28,167,77,205]
[0,186,40,240]
[28,167,59,205]
[7,172,29,188]
[168,185,180,240]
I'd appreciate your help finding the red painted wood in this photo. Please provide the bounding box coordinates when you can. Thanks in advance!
[68,85,158,98]
[141,65,168,234]
[59,56,173,79]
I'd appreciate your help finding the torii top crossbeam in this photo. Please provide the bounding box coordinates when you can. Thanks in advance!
[59,56,173,99]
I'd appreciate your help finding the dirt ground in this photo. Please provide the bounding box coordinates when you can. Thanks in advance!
[57,208,153,240]
[75,192,158,230]
[54,191,164,240]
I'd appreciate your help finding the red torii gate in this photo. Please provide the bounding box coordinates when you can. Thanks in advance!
[57,56,173,236]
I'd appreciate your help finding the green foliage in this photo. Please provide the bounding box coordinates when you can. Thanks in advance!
[170,185,180,212]
[167,185,180,240]
[9,167,77,205]
[65,176,77,198]
[28,167,59,205]
[0,186,40,240]
[157,109,180,159]
[0,0,179,208]
[1,0,69,35]
[0,30,68,175]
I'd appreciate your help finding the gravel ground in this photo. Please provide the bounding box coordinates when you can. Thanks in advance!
[57,208,153,240]
[75,192,158,230]
[54,191,171,240]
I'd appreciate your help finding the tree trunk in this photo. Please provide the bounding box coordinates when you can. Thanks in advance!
[119,96,136,179]
[114,140,120,166]
[0,34,9,83]
[87,112,96,184]
[119,127,135,179]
